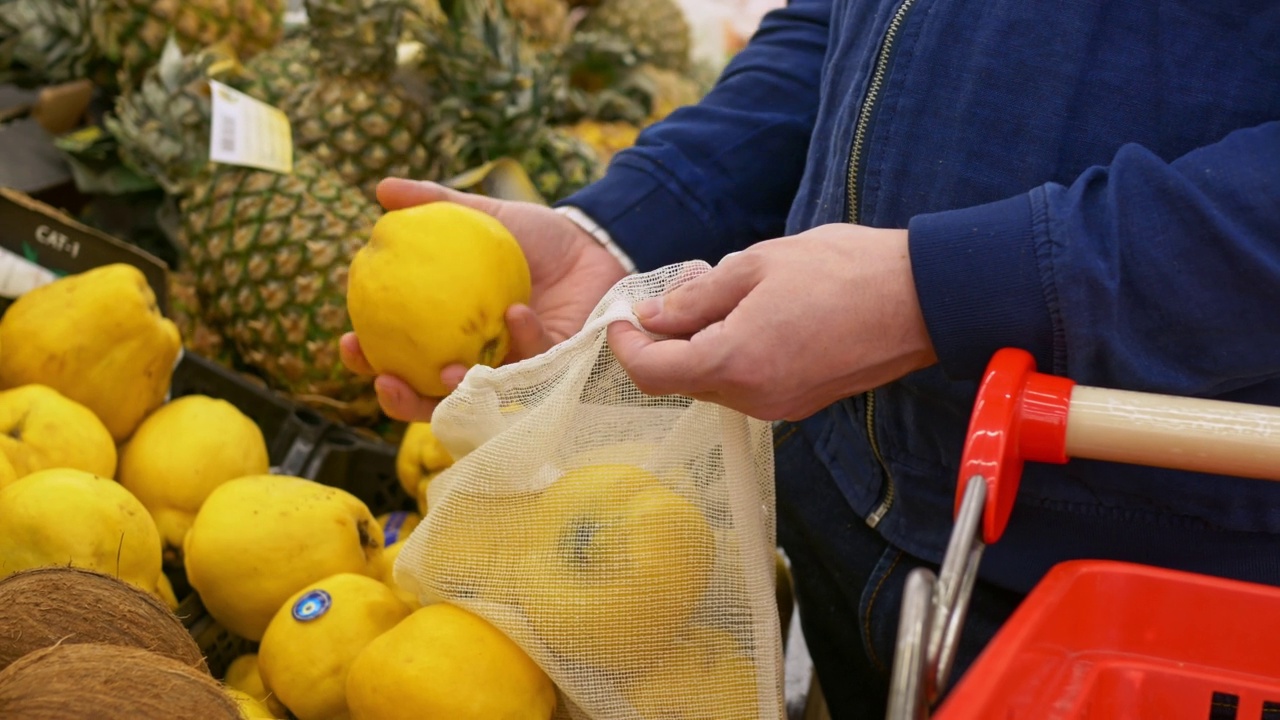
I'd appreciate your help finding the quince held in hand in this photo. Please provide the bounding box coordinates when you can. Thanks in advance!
[346,201,532,398]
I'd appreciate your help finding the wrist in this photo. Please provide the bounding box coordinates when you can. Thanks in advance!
[554,206,638,275]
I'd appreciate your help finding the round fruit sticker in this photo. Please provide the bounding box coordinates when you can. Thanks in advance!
[292,589,333,622]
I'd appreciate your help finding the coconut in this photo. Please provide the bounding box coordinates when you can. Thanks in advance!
[0,567,206,673]
[0,643,241,719]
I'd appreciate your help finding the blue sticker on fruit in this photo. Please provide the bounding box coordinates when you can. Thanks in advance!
[292,589,332,622]
[383,511,409,546]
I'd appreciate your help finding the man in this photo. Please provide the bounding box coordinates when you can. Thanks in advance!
[343,0,1280,716]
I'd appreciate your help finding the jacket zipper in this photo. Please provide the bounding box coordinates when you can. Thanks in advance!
[847,0,918,528]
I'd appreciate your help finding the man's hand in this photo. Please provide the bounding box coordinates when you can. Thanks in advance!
[607,224,937,421]
[341,178,629,422]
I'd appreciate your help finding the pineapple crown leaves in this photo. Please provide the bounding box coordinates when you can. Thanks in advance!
[0,0,100,87]
[304,0,414,76]
[104,38,253,196]
[416,0,570,165]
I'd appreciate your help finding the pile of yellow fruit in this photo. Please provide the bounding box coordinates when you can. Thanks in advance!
[1,200,771,720]
[0,261,556,720]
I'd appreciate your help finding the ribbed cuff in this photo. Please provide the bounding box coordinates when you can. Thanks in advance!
[908,193,1055,380]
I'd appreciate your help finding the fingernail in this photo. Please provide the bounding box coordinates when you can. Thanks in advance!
[634,298,662,320]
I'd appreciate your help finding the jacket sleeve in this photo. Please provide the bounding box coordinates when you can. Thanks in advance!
[908,120,1280,396]
[557,0,830,272]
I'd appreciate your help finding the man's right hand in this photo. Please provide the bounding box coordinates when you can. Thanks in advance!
[339,177,631,422]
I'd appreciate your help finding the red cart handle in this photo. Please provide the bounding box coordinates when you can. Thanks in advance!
[891,348,1280,720]
[955,349,1074,544]
[957,348,1280,545]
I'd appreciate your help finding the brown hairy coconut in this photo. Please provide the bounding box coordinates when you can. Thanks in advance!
[0,643,241,719]
[0,567,206,673]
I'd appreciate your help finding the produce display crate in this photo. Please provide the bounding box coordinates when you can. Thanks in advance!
[175,591,255,681]
[302,426,416,516]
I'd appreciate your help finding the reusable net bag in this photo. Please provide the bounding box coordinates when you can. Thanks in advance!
[395,261,784,719]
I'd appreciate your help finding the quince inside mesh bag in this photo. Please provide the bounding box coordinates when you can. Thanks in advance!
[395,262,784,719]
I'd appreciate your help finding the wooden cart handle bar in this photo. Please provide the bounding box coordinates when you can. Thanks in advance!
[957,348,1280,545]
[1066,385,1280,481]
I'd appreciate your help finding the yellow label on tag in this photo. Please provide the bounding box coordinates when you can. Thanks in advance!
[208,80,294,175]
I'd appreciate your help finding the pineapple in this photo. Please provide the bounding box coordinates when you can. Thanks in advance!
[517,128,602,203]
[625,62,704,122]
[244,35,316,107]
[91,0,286,88]
[167,269,237,368]
[560,119,639,164]
[0,0,101,86]
[557,40,706,126]
[410,0,567,179]
[284,0,439,202]
[106,42,381,422]
[505,0,572,50]
[576,0,691,73]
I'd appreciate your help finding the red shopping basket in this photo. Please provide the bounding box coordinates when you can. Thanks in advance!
[886,348,1280,720]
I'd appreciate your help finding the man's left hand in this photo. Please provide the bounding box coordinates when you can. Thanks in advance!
[607,223,938,421]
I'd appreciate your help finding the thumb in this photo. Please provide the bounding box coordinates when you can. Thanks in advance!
[636,259,759,336]
[504,304,556,361]
[375,177,504,215]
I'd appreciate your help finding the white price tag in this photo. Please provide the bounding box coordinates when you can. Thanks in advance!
[208,79,294,175]
[0,247,58,298]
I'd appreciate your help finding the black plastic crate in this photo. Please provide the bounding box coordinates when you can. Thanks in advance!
[176,591,256,680]
[168,352,331,476]
[302,427,415,516]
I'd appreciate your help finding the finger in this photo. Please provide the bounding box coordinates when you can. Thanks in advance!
[607,320,717,397]
[375,178,503,215]
[374,374,440,422]
[505,304,556,361]
[440,364,468,390]
[634,256,760,336]
[339,332,376,376]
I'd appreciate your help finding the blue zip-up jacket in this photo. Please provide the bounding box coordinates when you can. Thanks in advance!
[562,0,1280,593]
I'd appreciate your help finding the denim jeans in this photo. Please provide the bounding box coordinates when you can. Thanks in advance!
[773,421,1026,720]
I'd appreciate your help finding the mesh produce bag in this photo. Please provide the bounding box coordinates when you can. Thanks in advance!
[395,261,784,719]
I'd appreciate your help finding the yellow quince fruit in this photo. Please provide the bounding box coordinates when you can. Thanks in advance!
[118,394,270,551]
[346,603,556,720]
[227,688,279,719]
[0,454,15,490]
[375,510,422,547]
[152,572,179,611]
[0,264,181,441]
[225,654,289,719]
[376,539,422,609]
[0,385,117,482]
[622,627,761,719]
[183,475,384,641]
[347,202,532,398]
[0,468,162,591]
[519,463,714,670]
[394,422,453,500]
[411,486,534,605]
[259,573,412,720]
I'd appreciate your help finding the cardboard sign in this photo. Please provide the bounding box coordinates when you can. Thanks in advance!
[0,187,169,314]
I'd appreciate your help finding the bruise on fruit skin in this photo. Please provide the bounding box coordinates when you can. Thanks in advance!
[559,518,604,569]
[356,519,380,553]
